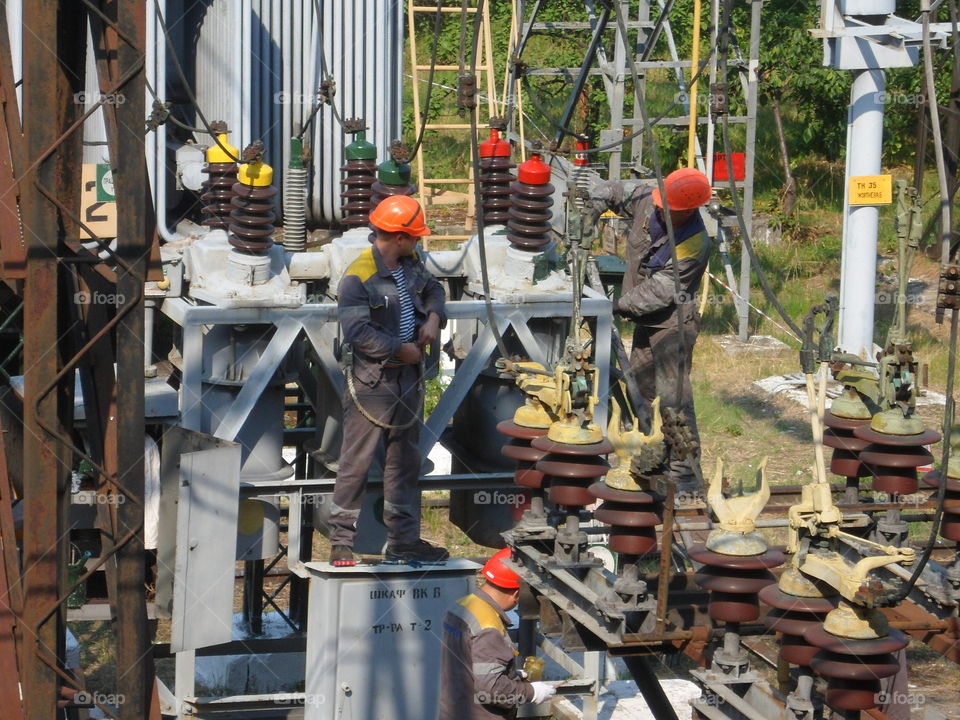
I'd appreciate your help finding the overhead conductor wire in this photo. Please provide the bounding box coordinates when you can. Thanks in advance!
[610,4,706,485]
[302,0,344,139]
[407,0,445,163]
[465,0,514,362]
[889,0,957,603]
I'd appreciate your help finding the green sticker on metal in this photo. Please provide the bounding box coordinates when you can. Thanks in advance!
[96,164,115,201]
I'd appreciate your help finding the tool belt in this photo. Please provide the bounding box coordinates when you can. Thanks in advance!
[340,342,424,431]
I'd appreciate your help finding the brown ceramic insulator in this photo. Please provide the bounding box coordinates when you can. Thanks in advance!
[480,156,516,225]
[806,626,907,711]
[854,426,941,496]
[229,183,278,254]
[532,437,612,508]
[506,181,554,251]
[822,411,871,478]
[589,481,662,555]
[200,162,238,229]
[689,546,784,623]
[923,469,960,541]
[370,180,418,208]
[760,585,836,667]
[497,419,548,489]
[340,158,377,227]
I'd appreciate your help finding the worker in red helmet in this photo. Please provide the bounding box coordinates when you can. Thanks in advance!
[590,168,714,496]
[438,548,557,719]
[329,195,449,565]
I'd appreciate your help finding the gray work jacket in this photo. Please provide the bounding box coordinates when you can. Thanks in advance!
[438,589,534,720]
[337,243,445,385]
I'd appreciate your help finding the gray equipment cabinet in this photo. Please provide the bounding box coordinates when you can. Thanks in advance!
[304,559,480,720]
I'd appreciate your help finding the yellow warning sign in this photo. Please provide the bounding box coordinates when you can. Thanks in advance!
[849,174,892,205]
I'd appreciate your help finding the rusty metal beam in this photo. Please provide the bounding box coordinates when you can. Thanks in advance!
[18,2,86,718]
[0,0,26,283]
[0,415,24,718]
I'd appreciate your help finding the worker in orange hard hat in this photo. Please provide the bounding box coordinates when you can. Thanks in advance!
[329,194,449,566]
[589,167,714,496]
[438,548,557,719]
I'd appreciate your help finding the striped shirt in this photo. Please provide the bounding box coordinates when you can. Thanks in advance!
[390,265,416,343]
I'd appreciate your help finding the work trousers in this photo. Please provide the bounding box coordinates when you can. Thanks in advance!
[626,316,702,492]
[330,364,422,547]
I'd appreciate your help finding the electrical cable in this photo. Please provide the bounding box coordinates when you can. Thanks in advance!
[463,0,512,362]
[300,0,344,140]
[886,0,957,604]
[154,0,240,162]
[612,4,699,477]
[714,2,804,341]
[407,0,445,164]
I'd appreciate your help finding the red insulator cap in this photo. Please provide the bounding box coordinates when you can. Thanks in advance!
[479,128,512,158]
[517,153,551,184]
[574,140,589,167]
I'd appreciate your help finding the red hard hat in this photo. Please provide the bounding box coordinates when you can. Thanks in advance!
[652,168,711,211]
[368,195,431,236]
[482,548,520,589]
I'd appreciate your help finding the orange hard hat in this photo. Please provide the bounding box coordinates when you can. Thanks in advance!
[368,195,431,236]
[652,168,711,211]
[482,548,520,589]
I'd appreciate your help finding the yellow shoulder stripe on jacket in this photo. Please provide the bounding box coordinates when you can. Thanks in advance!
[458,594,505,632]
[676,231,706,261]
[344,248,377,282]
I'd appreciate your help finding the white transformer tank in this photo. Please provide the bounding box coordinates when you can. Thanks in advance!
[304,560,479,720]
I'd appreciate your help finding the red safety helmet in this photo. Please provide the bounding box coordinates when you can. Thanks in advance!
[369,195,431,237]
[482,547,520,590]
[652,168,712,211]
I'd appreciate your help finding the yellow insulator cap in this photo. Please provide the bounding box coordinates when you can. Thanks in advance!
[206,132,238,163]
[237,159,274,187]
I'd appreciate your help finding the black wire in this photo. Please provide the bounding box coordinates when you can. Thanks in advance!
[464,0,512,362]
[300,0,344,140]
[154,0,240,162]
[611,4,692,459]
[715,0,804,340]
[408,0,444,164]
[886,0,957,605]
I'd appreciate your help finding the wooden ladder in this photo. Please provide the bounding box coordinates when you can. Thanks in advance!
[406,0,500,241]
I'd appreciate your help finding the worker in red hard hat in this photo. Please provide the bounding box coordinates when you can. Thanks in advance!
[329,195,449,565]
[438,548,557,719]
[589,167,713,497]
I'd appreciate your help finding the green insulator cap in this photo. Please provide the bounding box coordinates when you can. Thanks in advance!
[345,131,377,161]
[289,137,304,169]
[377,157,411,185]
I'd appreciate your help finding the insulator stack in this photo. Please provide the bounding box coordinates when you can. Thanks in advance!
[760,568,837,669]
[572,140,591,209]
[498,420,548,490]
[807,614,908,712]
[370,157,417,208]
[507,152,554,252]
[589,482,662,555]
[823,411,871,480]
[200,129,239,230]
[229,154,278,255]
[340,130,377,227]
[283,137,308,252]
[923,465,960,541]
[690,546,784,623]
[532,437,612,510]
[478,128,515,225]
[854,423,941,496]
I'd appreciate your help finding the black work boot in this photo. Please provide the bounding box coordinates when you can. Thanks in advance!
[385,539,450,564]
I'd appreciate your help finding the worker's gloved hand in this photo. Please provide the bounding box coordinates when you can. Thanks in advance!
[530,681,557,705]
[612,296,633,318]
